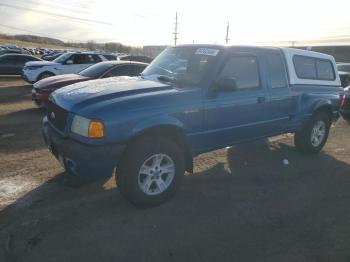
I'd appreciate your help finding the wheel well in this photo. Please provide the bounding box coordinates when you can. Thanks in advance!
[314,105,332,122]
[127,126,193,173]
[37,71,54,81]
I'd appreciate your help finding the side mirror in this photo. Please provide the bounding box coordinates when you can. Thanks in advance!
[65,60,73,65]
[216,77,238,92]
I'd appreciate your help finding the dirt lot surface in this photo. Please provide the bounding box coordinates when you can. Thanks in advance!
[1,76,350,262]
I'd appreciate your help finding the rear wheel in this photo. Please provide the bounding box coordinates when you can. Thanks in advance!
[37,72,54,81]
[294,111,330,154]
[116,136,185,207]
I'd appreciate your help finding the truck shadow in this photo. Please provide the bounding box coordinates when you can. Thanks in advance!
[2,139,350,261]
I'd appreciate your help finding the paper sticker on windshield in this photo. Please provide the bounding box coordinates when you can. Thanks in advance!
[195,48,219,56]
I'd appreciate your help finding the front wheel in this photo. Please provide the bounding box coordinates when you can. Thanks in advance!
[294,111,330,154]
[37,72,54,81]
[116,137,185,207]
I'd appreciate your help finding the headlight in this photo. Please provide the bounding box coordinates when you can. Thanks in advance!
[25,66,43,70]
[71,115,105,138]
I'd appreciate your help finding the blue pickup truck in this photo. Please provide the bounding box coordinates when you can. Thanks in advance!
[43,45,343,206]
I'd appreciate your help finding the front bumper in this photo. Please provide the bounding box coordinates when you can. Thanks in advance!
[32,89,49,108]
[21,70,36,83]
[42,117,126,179]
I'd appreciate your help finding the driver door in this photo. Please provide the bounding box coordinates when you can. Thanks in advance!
[200,52,276,151]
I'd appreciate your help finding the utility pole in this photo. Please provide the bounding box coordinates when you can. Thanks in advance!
[173,12,178,46]
[225,21,230,44]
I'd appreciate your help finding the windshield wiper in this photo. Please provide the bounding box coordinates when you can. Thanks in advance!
[157,75,184,88]
[157,75,174,82]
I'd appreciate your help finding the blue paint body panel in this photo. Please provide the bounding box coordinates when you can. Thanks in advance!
[43,45,343,178]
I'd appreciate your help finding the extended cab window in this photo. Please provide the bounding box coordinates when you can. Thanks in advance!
[220,56,260,90]
[266,52,287,88]
[293,55,335,80]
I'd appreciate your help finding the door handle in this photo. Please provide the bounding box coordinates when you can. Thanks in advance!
[257,96,266,103]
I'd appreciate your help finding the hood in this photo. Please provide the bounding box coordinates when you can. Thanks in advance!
[34,74,90,90]
[25,60,59,67]
[51,76,174,112]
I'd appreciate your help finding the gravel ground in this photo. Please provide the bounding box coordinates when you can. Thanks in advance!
[1,76,350,262]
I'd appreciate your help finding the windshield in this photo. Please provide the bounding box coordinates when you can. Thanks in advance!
[78,63,115,78]
[53,53,71,63]
[142,46,219,86]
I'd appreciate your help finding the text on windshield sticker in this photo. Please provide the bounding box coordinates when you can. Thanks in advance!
[195,48,220,56]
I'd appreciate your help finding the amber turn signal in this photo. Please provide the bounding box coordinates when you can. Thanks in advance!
[88,120,105,138]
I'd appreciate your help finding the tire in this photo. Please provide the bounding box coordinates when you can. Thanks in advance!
[37,72,54,81]
[294,111,330,154]
[116,136,185,207]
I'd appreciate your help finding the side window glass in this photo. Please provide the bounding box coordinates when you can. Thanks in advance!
[131,65,146,76]
[294,55,335,81]
[316,60,335,80]
[220,56,260,90]
[70,54,81,64]
[293,56,316,79]
[72,54,91,64]
[87,54,101,63]
[105,65,131,77]
[1,57,11,63]
[266,52,287,88]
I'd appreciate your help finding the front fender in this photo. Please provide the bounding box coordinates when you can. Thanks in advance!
[131,116,185,138]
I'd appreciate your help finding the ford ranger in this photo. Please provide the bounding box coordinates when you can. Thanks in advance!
[42,45,343,207]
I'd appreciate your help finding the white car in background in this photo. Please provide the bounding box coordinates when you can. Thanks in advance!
[22,52,110,83]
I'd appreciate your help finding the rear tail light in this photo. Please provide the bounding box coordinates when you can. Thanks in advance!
[340,94,346,109]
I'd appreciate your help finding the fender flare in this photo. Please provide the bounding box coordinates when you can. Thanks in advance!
[128,116,193,172]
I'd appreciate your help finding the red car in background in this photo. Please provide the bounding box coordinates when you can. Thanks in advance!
[32,60,148,108]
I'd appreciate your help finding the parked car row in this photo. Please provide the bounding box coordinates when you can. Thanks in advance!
[22,52,119,83]
[0,45,59,56]
[0,54,42,75]
[32,60,147,108]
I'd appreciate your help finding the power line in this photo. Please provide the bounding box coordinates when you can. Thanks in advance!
[0,3,113,26]
[0,23,75,42]
[173,12,178,46]
[10,0,91,15]
[52,0,91,9]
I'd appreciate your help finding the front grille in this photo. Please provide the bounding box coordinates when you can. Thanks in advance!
[47,100,68,132]
[34,87,42,94]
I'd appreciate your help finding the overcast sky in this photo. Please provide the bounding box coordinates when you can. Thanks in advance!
[0,0,350,46]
